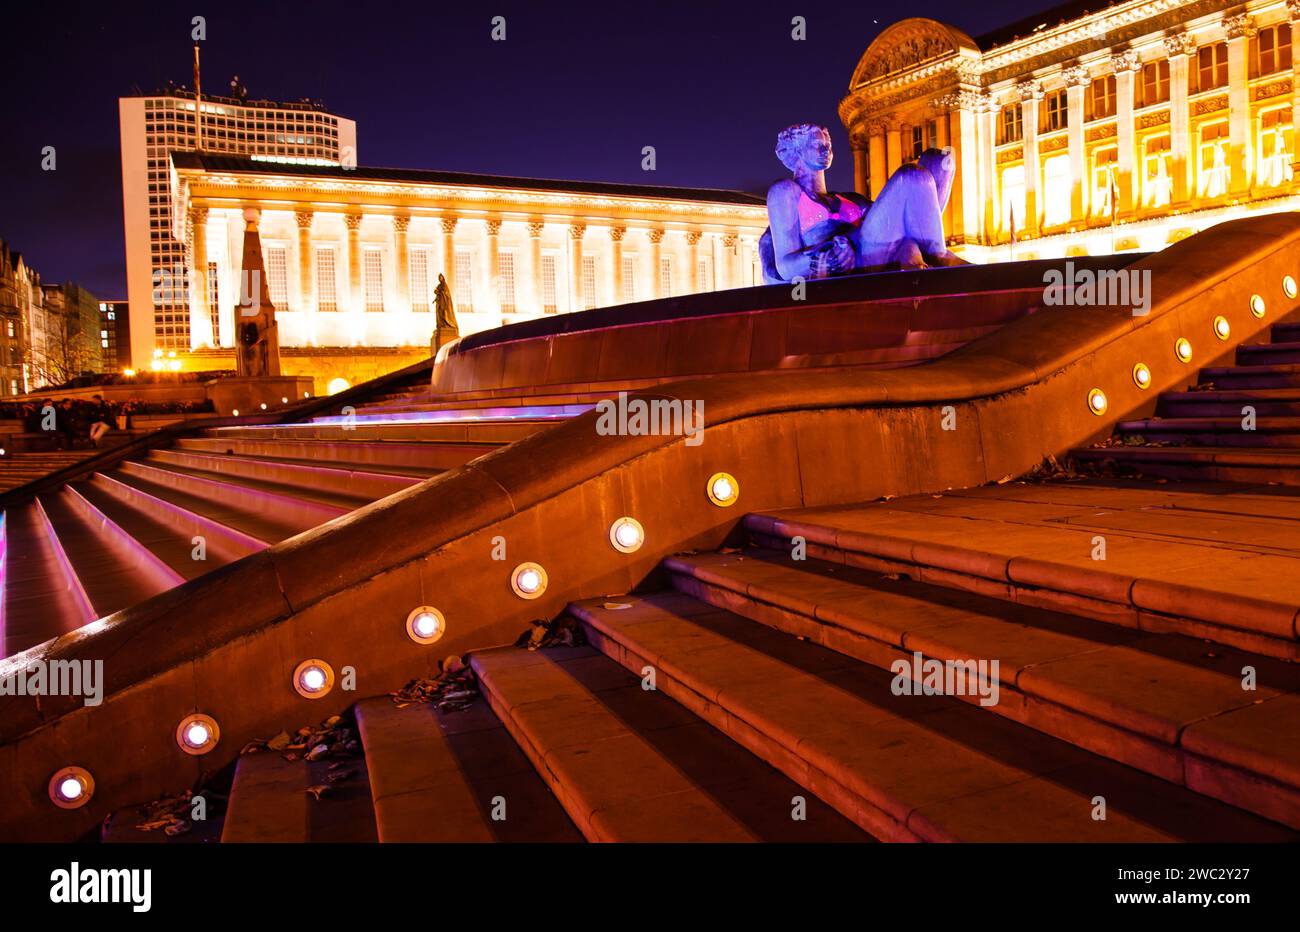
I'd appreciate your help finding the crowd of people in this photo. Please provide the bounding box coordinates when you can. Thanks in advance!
[0,397,215,450]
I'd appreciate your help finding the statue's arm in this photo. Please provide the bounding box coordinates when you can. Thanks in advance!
[767,181,816,281]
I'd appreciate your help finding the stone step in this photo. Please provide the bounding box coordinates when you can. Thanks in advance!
[744,492,1300,660]
[1158,389,1300,418]
[174,436,497,471]
[1271,322,1300,342]
[1237,342,1300,367]
[1116,416,1300,446]
[569,593,1292,841]
[220,747,378,843]
[147,448,423,501]
[666,549,1300,830]
[116,459,349,531]
[470,644,870,842]
[35,488,176,622]
[1196,364,1300,389]
[0,500,94,656]
[1074,444,1300,485]
[205,418,553,444]
[354,695,581,842]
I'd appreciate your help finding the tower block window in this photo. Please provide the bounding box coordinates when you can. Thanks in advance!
[265,245,289,308]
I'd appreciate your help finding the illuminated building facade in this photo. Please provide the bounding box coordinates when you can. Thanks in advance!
[167,154,768,374]
[118,92,358,365]
[841,0,1300,260]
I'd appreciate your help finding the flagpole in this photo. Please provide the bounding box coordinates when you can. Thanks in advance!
[193,43,203,151]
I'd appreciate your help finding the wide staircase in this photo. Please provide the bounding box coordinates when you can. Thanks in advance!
[4,215,1300,843]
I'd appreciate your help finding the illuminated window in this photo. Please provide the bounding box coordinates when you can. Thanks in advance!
[1198,122,1230,197]
[1256,24,1292,76]
[1196,43,1228,91]
[1043,90,1068,132]
[1258,108,1294,188]
[264,245,288,307]
[1041,155,1072,227]
[660,257,674,296]
[410,248,430,311]
[1092,147,1118,217]
[4,321,13,338]
[998,105,1022,144]
[581,255,596,310]
[1139,61,1170,107]
[910,120,937,158]
[363,250,384,312]
[1143,136,1173,208]
[306,248,337,315]
[454,250,474,312]
[621,255,637,302]
[499,251,517,313]
[1088,76,1117,119]
[542,254,558,313]
[1001,164,1026,235]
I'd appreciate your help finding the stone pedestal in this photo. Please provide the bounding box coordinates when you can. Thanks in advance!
[208,375,315,416]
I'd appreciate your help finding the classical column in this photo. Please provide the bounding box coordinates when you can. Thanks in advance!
[393,214,411,314]
[345,212,362,314]
[1064,65,1090,222]
[569,223,586,312]
[686,231,702,293]
[439,216,457,285]
[850,134,869,197]
[885,120,903,176]
[188,206,213,348]
[1111,48,1141,218]
[485,218,502,314]
[1018,79,1043,236]
[722,232,740,289]
[648,229,665,298]
[979,95,997,241]
[1166,32,1195,205]
[608,226,625,304]
[868,126,887,199]
[930,98,953,235]
[1224,13,1257,195]
[1292,1,1300,190]
[946,91,981,247]
[294,209,315,344]
[527,219,545,313]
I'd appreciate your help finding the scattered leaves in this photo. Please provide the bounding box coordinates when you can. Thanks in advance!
[515,615,586,651]
[391,657,480,712]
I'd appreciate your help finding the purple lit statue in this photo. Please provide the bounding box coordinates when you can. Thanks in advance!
[760,123,968,284]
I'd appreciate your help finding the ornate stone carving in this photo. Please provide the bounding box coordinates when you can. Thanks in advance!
[1288,0,1300,22]
[721,232,738,249]
[1194,95,1229,115]
[569,224,586,240]
[485,219,502,237]
[685,231,702,246]
[859,22,959,82]
[647,229,665,244]
[440,216,458,234]
[294,209,313,228]
[392,215,410,233]
[1110,47,1141,73]
[1063,64,1091,87]
[1137,110,1171,129]
[1222,13,1257,40]
[1017,79,1044,101]
[526,220,545,238]
[344,213,362,231]
[1087,124,1118,141]
[1255,80,1292,101]
[1040,135,1068,152]
[997,147,1024,164]
[608,226,625,242]
[1163,30,1195,57]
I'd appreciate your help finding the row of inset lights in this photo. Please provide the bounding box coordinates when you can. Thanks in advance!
[46,471,742,809]
[1087,283,1289,416]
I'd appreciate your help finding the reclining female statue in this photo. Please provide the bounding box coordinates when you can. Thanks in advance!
[759,122,968,284]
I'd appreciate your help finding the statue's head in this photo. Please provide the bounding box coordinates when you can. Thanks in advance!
[917,147,956,211]
[776,124,833,173]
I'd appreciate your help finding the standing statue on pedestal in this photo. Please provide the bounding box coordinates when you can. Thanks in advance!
[235,207,281,377]
[431,272,460,355]
[759,123,968,284]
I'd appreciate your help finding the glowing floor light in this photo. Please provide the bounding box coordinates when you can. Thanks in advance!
[327,377,351,395]
[707,472,739,507]
[1251,294,1267,318]
[609,517,645,553]
[1214,316,1231,340]
[176,714,220,755]
[1087,388,1108,416]
[293,659,335,698]
[1174,338,1193,363]
[1283,276,1297,300]
[1132,363,1152,389]
[511,562,548,599]
[48,766,94,809]
[406,606,446,644]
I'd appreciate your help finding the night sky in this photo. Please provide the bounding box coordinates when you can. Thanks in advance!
[2,0,1038,298]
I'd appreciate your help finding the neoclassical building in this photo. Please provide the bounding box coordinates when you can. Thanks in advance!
[166,153,768,371]
[841,1,1300,260]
